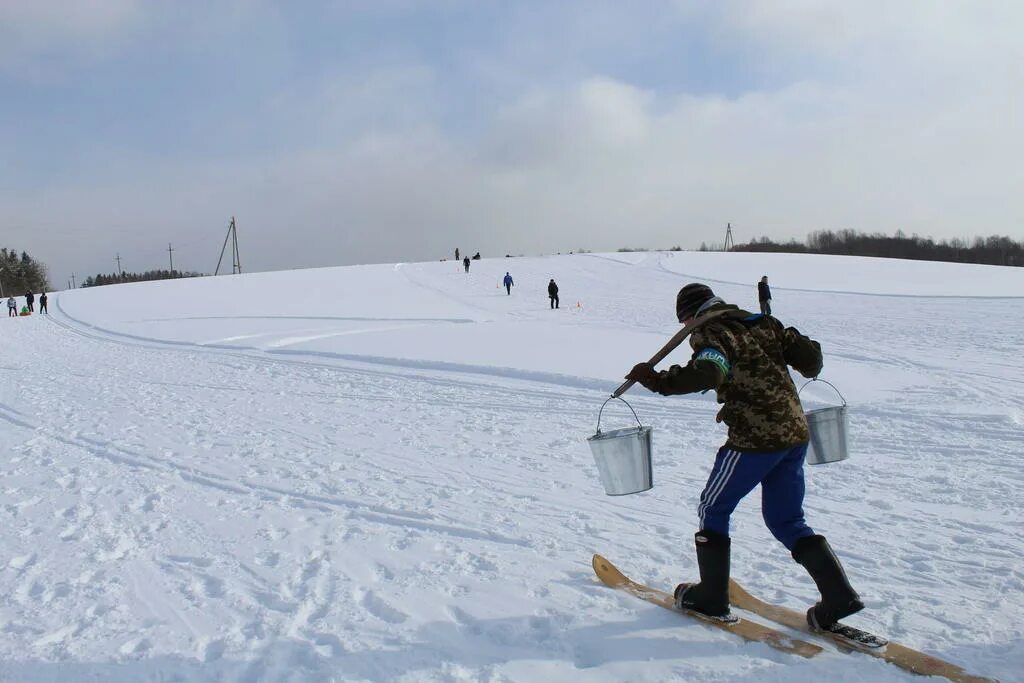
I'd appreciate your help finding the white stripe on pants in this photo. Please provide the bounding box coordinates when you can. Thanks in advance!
[698,449,741,528]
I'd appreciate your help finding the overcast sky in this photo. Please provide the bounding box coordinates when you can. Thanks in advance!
[2,1,1022,287]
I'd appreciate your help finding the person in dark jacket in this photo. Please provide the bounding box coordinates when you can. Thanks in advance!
[25,291,34,313]
[758,276,772,315]
[463,256,471,273]
[548,279,559,309]
[503,272,514,295]
[39,292,48,314]
[624,283,863,631]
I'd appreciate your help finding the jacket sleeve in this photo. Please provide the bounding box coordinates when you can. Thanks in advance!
[782,325,822,378]
[655,327,731,395]
[655,359,724,395]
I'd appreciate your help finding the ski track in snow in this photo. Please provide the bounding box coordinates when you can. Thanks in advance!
[0,252,1021,682]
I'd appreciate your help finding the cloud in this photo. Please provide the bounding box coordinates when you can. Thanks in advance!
[2,2,1023,283]
[0,0,143,79]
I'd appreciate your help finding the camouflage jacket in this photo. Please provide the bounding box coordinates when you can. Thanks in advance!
[654,303,823,450]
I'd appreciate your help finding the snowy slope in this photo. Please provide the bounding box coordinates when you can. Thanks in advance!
[1,251,1021,682]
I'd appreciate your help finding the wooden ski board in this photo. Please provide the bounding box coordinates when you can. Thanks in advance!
[728,579,999,683]
[591,555,822,658]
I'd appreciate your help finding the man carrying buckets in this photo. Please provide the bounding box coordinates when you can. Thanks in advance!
[624,283,864,631]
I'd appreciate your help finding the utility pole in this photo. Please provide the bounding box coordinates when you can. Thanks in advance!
[167,243,175,274]
[724,223,735,251]
[115,253,123,278]
[215,216,242,275]
[71,273,76,289]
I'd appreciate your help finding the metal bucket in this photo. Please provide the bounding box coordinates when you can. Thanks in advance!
[587,397,653,495]
[800,379,850,466]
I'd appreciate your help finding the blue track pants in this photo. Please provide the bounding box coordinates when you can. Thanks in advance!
[697,443,814,550]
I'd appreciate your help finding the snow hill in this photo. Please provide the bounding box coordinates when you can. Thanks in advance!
[1,251,1021,682]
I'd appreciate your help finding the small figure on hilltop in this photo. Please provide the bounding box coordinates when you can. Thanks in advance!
[25,291,34,313]
[463,256,471,273]
[758,275,772,316]
[624,283,863,631]
[503,272,514,295]
[7,296,16,317]
[548,279,559,309]
[472,252,481,260]
[455,247,460,261]
[39,292,48,314]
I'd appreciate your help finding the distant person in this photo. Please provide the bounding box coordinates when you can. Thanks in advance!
[7,296,16,317]
[25,291,34,313]
[472,252,481,260]
[455,247,460,261]
[39,292,48,314]
[463,256,471,273]
[758,276,772,316]
[503,272,514,295]
[548,279,559,309]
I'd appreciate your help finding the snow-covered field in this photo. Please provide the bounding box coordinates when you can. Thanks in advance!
[1,251,1021,682]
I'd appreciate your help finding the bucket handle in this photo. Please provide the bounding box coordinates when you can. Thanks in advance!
[798,378,847,407]
[595,396,644,435]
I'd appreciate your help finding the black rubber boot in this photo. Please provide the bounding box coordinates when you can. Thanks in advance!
[674,529,731,617]
[792,534,864,629]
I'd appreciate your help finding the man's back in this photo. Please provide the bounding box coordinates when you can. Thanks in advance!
[689,307,821,450]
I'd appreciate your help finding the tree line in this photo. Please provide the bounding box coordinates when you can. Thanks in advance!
[81,269,205,288]
[1,248,50,294]
[729,229,1023,267]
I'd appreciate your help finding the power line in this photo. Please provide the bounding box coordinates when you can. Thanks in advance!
[168,243,175,273]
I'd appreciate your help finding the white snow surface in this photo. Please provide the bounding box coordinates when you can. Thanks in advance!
[1,251,1022,682]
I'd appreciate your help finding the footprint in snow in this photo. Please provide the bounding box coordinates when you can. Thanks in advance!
[358,589,408,624]
[8,553,36,570]
[311,632,346,657]
[198,638,226,662]
[255,551,280,567]
[167,554,213,568]
[119,637,152,657]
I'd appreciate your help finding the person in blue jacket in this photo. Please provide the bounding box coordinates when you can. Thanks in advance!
[503,272,514,295]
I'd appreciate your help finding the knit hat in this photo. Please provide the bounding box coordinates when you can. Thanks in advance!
[676,283,715,322]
